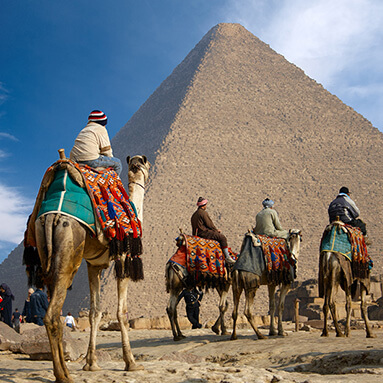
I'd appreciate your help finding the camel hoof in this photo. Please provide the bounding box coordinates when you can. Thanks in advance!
[230,334,237,341]
[127,363,144,371]
[221,330,230,336]
[336,333,345,337]
[321,332,329,337]
[211,326,220,335]
[174,335,186,341]
[268,330,278,336]
[278,331,288,337]
[83,363,102,371]
[257,334,267,340]
[367,333,376,338]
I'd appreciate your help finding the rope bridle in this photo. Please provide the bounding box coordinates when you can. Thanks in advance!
[128,162,149,190]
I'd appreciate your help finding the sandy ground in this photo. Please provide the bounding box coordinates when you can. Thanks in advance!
[1,324,383,382]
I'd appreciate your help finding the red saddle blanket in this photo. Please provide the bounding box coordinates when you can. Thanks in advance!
[25,159,142,260]
[256,235,295,283]
[169,234,237,287]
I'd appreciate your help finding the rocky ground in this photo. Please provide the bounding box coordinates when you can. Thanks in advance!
[1,323,383,382]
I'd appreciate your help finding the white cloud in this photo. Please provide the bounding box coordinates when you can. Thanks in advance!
[0,82,9,104]
[0,132,18,141]
[0,183,34,244]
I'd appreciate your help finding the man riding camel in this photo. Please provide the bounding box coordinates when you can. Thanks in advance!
[191,197,235,264]
[253,198,289,239]
[328,186,367,235]
[70,110,122,175]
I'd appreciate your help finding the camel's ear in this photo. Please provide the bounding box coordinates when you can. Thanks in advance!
[126,156,131,165]
[141,155,147,164]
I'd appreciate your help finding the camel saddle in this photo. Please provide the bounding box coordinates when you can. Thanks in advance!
[169,234,237,289]
[24,159,142,260]
[320,221,372,279]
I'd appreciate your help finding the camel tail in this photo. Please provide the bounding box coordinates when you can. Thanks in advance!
[42,214,55,278]
[165,262,171,293]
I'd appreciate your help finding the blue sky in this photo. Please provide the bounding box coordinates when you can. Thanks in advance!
[1,0,382,263]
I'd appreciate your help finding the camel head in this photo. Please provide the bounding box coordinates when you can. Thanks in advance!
[126,155,151,223]
[126,155,151,185]
[288,229,302,263]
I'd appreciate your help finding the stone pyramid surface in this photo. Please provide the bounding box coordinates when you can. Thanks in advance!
[2,23,382,320]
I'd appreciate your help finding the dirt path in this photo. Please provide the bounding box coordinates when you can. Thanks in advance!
[1,326,383,382]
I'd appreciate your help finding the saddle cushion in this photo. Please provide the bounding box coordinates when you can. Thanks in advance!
[320,223,371,279]
[169,234,237,288]
[37,168,95,232]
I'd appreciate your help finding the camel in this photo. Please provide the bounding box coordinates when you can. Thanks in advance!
[320,250,374,338]
[165,236,232,341]
[231,229,302,341]
[33,154,150,383]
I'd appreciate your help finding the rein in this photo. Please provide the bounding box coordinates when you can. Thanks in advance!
[128,181,145,190]
[128,163,148,190]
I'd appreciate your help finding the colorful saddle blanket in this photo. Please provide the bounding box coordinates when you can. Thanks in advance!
[169,234,237,288]
[320,223,371,278]
[256,235,296,284]
[26,159,142,260]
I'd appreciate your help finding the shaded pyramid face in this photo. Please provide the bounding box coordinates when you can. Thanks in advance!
[104,23,383,318]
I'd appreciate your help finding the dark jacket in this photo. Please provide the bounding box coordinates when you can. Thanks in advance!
[30,289,49,319]
[328,194,360,224]
[191,208,218,236]
[178,288,203,307]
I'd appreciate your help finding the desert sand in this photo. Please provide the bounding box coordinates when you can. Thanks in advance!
[1,324,383,382]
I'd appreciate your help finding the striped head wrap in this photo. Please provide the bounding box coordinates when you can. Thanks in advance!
[88,110,108,126]
[197,197,208,207]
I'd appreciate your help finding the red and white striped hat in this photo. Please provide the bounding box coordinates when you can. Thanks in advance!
[88,110,108,125]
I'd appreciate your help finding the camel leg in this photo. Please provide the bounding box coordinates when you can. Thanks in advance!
[36,215,84,383]
[268,284,277,336]
[212,286,229,335]
[360,283,375,338]
[117,277,144,371]
[244,287,266,340]
[83,264,104,371]
[45,277,76,383]
[277,284,289,336]
[230,271,242,341]
[344,286,352,337]
[329,283,344,337]
[166,288,185,341]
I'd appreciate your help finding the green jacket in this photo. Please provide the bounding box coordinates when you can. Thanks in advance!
[253,207,289,239]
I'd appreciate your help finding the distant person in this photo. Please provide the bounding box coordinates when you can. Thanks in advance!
[191,197,235,264]
[11,308,21,333]
[328,186,367,235]
[64,312,76,331]
[70,110,122,175]
[22,288,34,323]
[0,283,15,327]
[177,287,203,329]
[253,198,289,239]
[30,286,49,326]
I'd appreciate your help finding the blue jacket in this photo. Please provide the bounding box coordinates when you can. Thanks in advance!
[30,289,49,318]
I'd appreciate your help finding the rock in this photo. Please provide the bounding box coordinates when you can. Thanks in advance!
[0,321,22,351]
[129,317,151,329]
[100,320,121,331]
[77,317,90,331]
[20,325,87,361]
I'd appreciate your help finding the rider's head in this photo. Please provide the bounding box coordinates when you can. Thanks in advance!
[339,186,350,195]
[197,197,208,209]
[262,198,274,208]
[88,110,108,126]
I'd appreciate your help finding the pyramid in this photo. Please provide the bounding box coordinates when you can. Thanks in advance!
[2,23,383,320]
